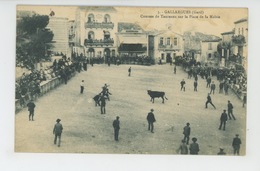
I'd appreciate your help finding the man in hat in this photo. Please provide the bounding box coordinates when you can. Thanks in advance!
[227,100,236,120]
[27,100,36,121]
[210,81,216,94]
[112,116,120,141]
[206,76,211,88]
[180,79,186,91]
[217,148,226,155]
[177,139,188,155]
[219,110,228,131]
[194,80,198,92]
[128,67,131,77]
[205,93,216,109]
[189,137,200,155]
[147,109,156,133]
[53,119,63,147]
[183,123,191,144]
[232,134,242,155]
[100,94,107,114]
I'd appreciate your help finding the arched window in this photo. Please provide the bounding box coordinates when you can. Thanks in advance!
[159,37,164,45]
[112,50,116,57]
[104,14,111,23]
[103,30,110,39]
[87,14,95,23]
[88,31,95,40]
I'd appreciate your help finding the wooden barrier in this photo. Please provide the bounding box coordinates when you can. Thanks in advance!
[15,77,63,113]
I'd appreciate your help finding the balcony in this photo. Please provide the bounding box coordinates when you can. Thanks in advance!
[84,39,114,47]
[85,22,114,29]
[158,44,180,50]
[232,35,246,46]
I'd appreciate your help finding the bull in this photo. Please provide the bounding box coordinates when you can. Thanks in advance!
[147,90,168,103]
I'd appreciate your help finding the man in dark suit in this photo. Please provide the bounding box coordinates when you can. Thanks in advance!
[100,95,106,114]
[183,123,191,144]
[53,119,63,147]
[219,110,228,131]
[232,134,242,155]
[228,100,236,120]
[210,81,216,94]
[194,80,198,92]
[189,137,200,155]
[27,100,36,121]
[147,109,156,133]
[113,116,120,141]
[205,93,216,109]
[128,67,131,77]
[180,79,186,91]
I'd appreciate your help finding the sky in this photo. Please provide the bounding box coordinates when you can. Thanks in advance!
[17,6,247,37]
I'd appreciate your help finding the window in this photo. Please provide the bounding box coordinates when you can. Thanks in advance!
[87,14,95,23]
[208,43,212,50]
[104,14,111,23]
[103,31,110,39]
[238,28,240,35]
[161,53,165,60]
[159,37,164,45]
[112,50,115,57]
[88,31,95,40]
[208,53,212,58]
[166,37,170,45]
[174,38,178,46]
[242,28,244,35]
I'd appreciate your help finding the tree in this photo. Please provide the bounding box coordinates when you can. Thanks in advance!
[16,14,54,70]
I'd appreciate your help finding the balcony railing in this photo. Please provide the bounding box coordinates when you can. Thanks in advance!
[232,35,246,45]
[158,44,180,50]
[85,22,114,29]
[84,39,114,46]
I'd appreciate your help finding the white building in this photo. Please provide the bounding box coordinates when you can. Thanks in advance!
[233,18,248,70]
[47,17,69,56]
[149,29,184,64]
[200,39,221,64]
[74,6,117,62]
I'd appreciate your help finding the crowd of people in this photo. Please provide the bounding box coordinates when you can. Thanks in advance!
[172,57,246,155]
[17,53,246,155]
[15,54,86,108]
[175,55,247,101]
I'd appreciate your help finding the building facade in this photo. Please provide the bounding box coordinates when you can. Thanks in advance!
[201,39,221,65]
[74,7,117,62]
[47,17,69,56]
[233,18,248,71]
[149,30,184,64]
[116,22,148,63]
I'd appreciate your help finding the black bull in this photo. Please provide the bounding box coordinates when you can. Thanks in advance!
[147,90,168,103]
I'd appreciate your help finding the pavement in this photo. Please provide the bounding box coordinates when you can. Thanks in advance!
[15,64,246,155]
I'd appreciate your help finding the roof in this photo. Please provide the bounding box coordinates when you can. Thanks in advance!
[221,31,234,35]
[201,39,222,42]
[78,6,117,13]
[118,22,144,32]
[183,31,221,50]
[150,29,183,37]
[234,18,248,24]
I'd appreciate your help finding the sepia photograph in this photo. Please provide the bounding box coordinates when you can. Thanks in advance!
[14,5,248,156]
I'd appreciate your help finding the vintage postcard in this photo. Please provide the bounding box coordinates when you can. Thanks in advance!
[15,6,247,155]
